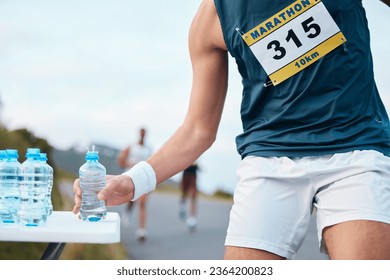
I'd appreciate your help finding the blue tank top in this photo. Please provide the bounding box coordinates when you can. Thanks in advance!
[214,0,390,158]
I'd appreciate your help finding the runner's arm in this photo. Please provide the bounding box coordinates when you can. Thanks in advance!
[147,0,228,184]
[76,0,230,208]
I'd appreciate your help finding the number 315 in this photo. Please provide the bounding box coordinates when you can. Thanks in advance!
[267,17,321,60]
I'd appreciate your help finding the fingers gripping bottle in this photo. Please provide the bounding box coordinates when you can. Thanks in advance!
[79,146,107,222]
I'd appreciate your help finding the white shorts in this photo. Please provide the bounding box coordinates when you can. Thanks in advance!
[225,150,390,259]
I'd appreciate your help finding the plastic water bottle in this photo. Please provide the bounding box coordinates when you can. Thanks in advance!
[0,150,6,224]
[0,149,21,225]
[79,147,107,222]
[0,150,4,224]
[0,150,5,224]
[39,153,54,216]
[19,148,48,227]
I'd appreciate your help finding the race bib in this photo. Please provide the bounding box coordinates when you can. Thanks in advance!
[241,0,346,86]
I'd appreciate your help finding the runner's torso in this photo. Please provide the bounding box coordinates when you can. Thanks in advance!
[214,0,390,158]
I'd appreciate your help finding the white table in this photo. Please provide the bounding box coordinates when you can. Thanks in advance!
[0,211,121,259]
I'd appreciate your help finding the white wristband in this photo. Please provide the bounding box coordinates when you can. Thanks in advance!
[122,161,157,201]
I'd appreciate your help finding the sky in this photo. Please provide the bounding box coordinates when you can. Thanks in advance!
[0,0,389,195]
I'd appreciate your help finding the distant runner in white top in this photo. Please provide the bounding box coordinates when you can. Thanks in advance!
[118,127,152,242]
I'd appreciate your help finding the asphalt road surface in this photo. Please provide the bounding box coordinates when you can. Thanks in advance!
[110,192,329,260]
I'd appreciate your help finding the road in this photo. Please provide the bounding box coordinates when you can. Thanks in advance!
[109,191,329,260]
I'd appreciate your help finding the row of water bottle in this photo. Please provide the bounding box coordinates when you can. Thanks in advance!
[0,148,53,227]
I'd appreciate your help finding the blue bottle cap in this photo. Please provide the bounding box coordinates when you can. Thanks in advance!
[40,153,48,161]
[5,149,19,158]
[26,148,41,158]
[0,150,6,160]
[85,150,99,160]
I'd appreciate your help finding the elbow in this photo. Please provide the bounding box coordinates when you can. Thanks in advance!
[201,131,216,150]
[182,110,221,153]
[193,125,217,151]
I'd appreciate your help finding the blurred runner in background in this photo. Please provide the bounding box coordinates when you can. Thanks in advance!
[179,162,199,232]
[118,127,152,242]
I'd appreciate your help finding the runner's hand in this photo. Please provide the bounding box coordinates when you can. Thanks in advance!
[72,175,134,214]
